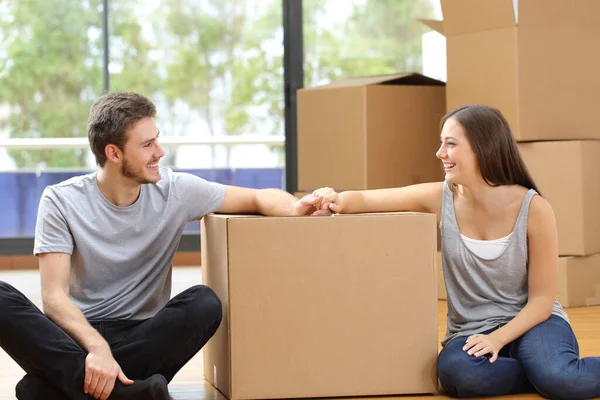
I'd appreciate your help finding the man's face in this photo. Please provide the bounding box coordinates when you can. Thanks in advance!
[120,117,165,184]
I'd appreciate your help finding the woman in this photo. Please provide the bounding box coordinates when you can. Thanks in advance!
[310,105,600,399]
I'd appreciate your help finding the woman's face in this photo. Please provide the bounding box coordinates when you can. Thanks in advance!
[436,117,480,186]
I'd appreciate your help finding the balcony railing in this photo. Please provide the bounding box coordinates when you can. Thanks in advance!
[0,136,287,241]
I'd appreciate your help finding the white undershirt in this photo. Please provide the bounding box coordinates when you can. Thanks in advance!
[460,232,513,260]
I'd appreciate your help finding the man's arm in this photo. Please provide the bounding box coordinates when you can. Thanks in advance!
[217,185,327,216]
[39,253,132,399]
[40,252,108,354]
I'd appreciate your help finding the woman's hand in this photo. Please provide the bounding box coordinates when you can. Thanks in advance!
[312,187,341,214]
[462,332,506,363]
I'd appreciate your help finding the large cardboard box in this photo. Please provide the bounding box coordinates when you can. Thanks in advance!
[421,0,600,141]
[297,73,445,192]
[558,255,600,308]
[518,141,600,256]
[201,213,438,400]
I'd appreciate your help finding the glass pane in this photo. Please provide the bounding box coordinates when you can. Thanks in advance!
[108,0,285,171]
[303,0,437,87]
[0,0,104,171]
[0,0,104,239]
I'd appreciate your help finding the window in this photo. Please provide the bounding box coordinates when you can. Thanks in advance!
[303,0,436,87]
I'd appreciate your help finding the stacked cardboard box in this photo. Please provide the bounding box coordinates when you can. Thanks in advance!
[297,73,446,193]
[424,0,600,306]
[201,213,438,399]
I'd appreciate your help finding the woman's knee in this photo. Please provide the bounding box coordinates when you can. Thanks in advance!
[438,340,490,397]
[519,316,598,399]
[527,366,572,400]
[527,363,597,400]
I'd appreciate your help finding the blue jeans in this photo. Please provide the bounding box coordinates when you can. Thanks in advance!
[438,315,600,399]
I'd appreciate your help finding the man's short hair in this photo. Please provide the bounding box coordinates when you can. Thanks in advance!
[88,92,156,167]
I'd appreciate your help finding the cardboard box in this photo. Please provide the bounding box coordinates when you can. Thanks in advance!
[558,255,600,308]
[297,73,445,192]
[518,141,600,256]
[201,213,438,399]
[421,0,600,141]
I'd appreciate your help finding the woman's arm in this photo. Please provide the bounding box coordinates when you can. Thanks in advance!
[322,182,445,218]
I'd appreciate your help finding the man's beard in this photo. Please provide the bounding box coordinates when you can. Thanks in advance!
[121,157,156,184]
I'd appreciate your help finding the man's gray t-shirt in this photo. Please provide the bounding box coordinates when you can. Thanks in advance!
[33,167,225,320]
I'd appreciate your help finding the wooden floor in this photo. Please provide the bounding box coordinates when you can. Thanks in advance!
[0,267,598,400]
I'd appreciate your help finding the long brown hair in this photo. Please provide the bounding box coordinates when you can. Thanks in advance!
[441,104,541,195]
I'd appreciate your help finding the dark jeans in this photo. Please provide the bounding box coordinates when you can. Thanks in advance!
[438,315,600,399]
[0,281,222,400]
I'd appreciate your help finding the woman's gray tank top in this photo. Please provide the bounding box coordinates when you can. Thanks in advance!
[440,181,569,346]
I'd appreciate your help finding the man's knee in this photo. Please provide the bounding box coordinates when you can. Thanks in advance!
[0,281,18,316]
[187,285,222,327]
[0,280,15,296]
[16,375,65,400]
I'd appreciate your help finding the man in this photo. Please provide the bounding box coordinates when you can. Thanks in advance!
[0,92,328,400]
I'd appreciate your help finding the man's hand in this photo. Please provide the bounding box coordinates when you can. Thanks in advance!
[462,332,505,363]
[294,187,338,216]
[294,195,331,216]
[309,187,340,214]
[84,348,133,399]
